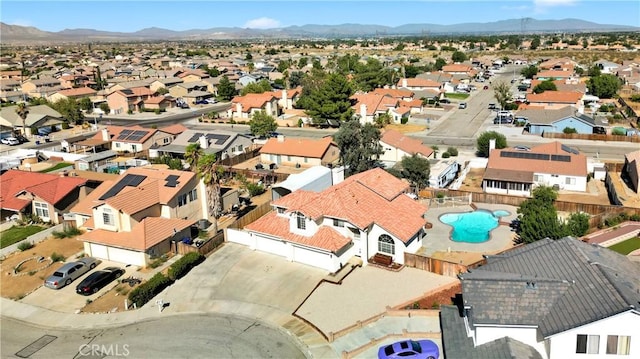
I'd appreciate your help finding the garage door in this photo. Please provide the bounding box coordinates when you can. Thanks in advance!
[107,247,144,267]
[89,243,108,260]
[292,246,334,272]
[256,236,288,257]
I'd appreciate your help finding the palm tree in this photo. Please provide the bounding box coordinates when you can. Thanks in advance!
[197,154,223,233]
[15,102,29,136]
[184,143,203,172]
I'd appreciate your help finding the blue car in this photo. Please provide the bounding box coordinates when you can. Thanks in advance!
[378,339,439,359]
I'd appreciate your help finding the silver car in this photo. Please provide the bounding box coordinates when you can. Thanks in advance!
[44,257,101,289]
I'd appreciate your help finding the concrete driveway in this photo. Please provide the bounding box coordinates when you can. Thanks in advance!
[20,260,138,313]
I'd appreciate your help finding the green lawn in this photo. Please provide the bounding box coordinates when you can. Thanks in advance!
[40,162,74,173]
[0,225,45,248]
[608,237,640,255]
[444,93,470,100]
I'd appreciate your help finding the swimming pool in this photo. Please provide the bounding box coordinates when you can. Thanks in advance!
[440,210,508,243]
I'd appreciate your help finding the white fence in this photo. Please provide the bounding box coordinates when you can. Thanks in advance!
[225,228,252,247]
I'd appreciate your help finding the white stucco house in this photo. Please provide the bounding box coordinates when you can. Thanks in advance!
[226,168,430,273]
[441,237,640,359]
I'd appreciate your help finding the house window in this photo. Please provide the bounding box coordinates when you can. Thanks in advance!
[115,142,121,148]
[238,144,243,152]
[296,213,306,230]
[304,157,308,163]
[178,193,188,206]
[277,207,285,214]
[34,202,50,219]
[606,335,630,355]
[163,137,170,144]
[103,208,114,226]
[333,219,344,227]
[348,227,360,239]
[378,234,395,255]
[533,174,542,182]
[566,177,576,185]
[287,156,291,161]
[576,334,599,354]
[188,189,197,202]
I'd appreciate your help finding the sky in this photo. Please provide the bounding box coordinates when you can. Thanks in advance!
[1,0,638,33]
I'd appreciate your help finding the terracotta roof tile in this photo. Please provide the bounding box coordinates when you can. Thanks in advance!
[231,93,277,111]
[371,88,414,98]
[159,123,188,135]
[70,180,115,215]
[259,136,336,158]
[397,78,441,88]
[0,170,87,210]
[381,129,434,158]
[56,87,97,97]
[526,91,582,104]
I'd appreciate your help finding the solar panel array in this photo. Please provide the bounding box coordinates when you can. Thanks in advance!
[164,175,180,188]
[116,130,149,141]
[187,133,231,145]
[561,144,580,155]
[99,174,147,200]
[500,151,572,163]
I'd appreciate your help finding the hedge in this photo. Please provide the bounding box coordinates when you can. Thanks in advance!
[167,252,204,281]
[128,272,173,307]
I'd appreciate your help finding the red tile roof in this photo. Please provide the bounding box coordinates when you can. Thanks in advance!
[56,87,97,97]
[351,93,398,115]
[381,129,434,158]
[248,168,428,244]
[231,93,277,112]
[397,78,441,88]
[526,91,583,104]
[371,88,414,99]
[259,136,336,159]
[159,123,188,135]
[91,125,156,144]
[442,64,473,73]
[0,170,87,211]
[486,141,587,178]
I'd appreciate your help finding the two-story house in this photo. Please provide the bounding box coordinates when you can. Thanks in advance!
[379,129,434,165]
[229,168,429,272]
[441,236,640,359]
[87,126,179,154]
[106,87,155,114]
[73,167,206,266]
[228,93,279,119]
[351,93,400,124]
[482,141,588,196]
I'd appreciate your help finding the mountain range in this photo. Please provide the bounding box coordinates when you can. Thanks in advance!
[1,18,637,43]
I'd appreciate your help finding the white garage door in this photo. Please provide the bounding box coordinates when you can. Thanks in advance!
[256,236,288,256]
[107,247,144,267]
[89,243,108,260]
[292,246,334,272]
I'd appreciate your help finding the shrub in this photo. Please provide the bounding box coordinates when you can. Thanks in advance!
[246,182,265,197]
[167,252,205,281]
[128,272,173,307]
[50,252,65,262]
[148,255,168,269]
[52,227,82,239]
[154,109,161,115]
[446,147,458,156]
[441,152,451,158]
[400,117,409,124]
[563,127,577,134]
[612,128,626,136]
[17,242,34,251]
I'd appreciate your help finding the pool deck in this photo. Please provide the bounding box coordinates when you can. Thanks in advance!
[419,203,519,258]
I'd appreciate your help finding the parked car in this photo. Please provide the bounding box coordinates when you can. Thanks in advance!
[1,137,20,146]
[494,117,513,124]
[195,99,209,105]
[378,339,439,359]
[205,98,218,104]
[593,126,607,135]
[438,98,451,104]
[518,84,530,91]
[76,267,125,295]
[488,103,497,110]
[44,257,101,289]
[458,102,467,109]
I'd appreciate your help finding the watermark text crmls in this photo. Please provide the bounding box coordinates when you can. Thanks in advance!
[78,344,130,357]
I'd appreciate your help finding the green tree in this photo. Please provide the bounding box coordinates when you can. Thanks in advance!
[78,97,93,112]
[451,51,466,63]
[184,143,204,172]
[289,71,304,88]
[374,112,392,128]
[302,73,354,126]
[245,52,253,61]
[532,80,557,94]
[492,81,512,110]
[434,58,446,71]
[15,102,29,136]
[517,186,565,243]
[565,212,590,237]
[277,59,291,73]
[587,65,601,77]
[248,111,278,137]
[197,154,223,233]
[400,154,431,190]
[99,103,110,114]
[476,131,507,157]
[51,98,84,124]
[240,79,272,96]
[217,75,236,101]
[151,155,183,170]
[530,36,541,50]
[156,87,169,95]
[587,74,622,99]
[298,57,308,69]
[333,118,383,176]
[520,65,539,79]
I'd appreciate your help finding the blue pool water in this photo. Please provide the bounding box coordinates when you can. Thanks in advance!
[440,210,505,243]
[493,210,511,217]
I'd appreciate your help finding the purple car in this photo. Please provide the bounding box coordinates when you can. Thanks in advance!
[378,339,439,359]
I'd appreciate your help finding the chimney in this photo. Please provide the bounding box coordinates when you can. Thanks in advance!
[101,128,109,141]
[360,104,367,119]
[489,139,496,152]
[281,89,287,102]
[277,134,285,142]
[402,79,408,88]
[199,135,208,149]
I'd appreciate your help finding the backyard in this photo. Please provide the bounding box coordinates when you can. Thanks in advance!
[608,237,640,255]
[0,225,46,249]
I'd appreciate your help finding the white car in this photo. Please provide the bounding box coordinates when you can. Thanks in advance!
[1,137,20,146]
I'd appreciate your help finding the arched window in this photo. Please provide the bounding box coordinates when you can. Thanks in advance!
[378,234,395,255]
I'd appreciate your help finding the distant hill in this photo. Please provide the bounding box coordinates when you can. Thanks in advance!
[1,18,637,43]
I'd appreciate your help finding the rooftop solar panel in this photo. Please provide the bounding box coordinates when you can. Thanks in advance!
[98,174,147,200]
[116,129,134,140]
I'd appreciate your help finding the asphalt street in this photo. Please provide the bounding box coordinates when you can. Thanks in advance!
[0,314,305,359]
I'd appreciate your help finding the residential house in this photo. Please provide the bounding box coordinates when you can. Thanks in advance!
[106,87,156,114]
[168,81,211,103]
[0,104,65,136]
[143,96,175,111]
[48,87,97,103]
[441,64,476,77]
[177,69,209,83]
[155,129,253,161]
[259,136,339,168]
[538,57,577,71]
[0,70,23,80]
[351,93,400,124]
[84,125,178,154]
[534,70,575,81]
[525,91,583,110]
[269,88,302,111]
[371,88,415,101]
[441,236,640,359]
[149,77,184,93]
[1,169,89,224]
[623,149,640,193]
[21,78,62,97]
[379,129,434,165]
[231,168,429,272]
[518,106,600,135]
[228,93,279,119]
[396,78,442,92]
[271,166,341,201]
[73,167,206,266]
[595,60,621,74]
[482,141,588,196]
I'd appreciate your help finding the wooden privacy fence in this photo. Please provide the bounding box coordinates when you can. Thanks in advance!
[175,231,225,256]
[404,252,485,277]
[226,202,272,230]
[542,132,640,143]
[219,148,261,167]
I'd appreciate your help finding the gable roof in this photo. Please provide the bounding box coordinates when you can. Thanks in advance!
[380,129,434,158]
[526,91,583,104]
[371,88,414,98]
[158,123,188,135]
[0,104,64,127]
[516,106,594,126]
[460,237,640,337]
[259,136,336,159]
[397,78,441,88]
[231,92,277,112]
[55,87,97,97]
[90,125,156,144]
[259,168,428,242]
[351,93,398,115]
[0,170,87,210]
